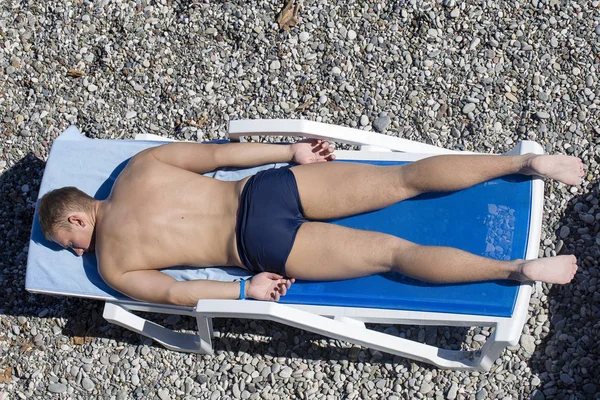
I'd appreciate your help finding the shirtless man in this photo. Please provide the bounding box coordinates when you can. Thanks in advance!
[38,139,583,306]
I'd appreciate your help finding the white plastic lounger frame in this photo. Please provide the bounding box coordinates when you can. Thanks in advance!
[104,119,543,371]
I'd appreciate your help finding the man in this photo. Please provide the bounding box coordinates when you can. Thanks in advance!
[38,139,583,306]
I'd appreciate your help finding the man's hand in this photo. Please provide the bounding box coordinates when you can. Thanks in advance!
[246,272,295,301]
[291,139,335,165]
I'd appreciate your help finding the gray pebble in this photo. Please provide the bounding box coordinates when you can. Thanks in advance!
[535,111,550,119]
[347,30,357,40]
[462,103,476,114]
[476,389,487,400]
[520,334,536,354]
[420,382,432,394]
[447,382,458,399]
[48,383,67,394]
[373,114,391,133]
[158,389,170,400]
[360,115,369,127]
[299,32,309,42]
[82,378,94,391]
[270,60,281,70]
[559,226,570,238]
[586,75,594,87]
[279,367,292,378]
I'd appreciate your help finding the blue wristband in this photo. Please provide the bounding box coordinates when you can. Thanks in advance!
[239,280,246,300]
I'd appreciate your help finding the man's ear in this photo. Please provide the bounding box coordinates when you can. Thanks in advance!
[67,213,86,227]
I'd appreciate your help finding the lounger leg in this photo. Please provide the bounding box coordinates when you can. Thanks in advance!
[196,316,213,348]
[103,302,214,354]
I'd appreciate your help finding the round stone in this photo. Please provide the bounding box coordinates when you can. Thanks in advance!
[332,66,341,75]
[279,367,292,378]
[87,84,98,92]
[360,115,369,126]
[299,32,309,42]
[270,60,281,70]
[82,378,94,391]
[347,30,357,40]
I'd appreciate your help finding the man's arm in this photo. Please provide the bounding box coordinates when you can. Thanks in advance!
[107,270,241,306]
[146,142,295,173]
[106,270,294,306]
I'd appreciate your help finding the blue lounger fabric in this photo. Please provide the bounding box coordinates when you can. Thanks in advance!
[26,126,532,317]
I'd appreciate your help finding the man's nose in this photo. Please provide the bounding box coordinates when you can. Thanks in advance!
[73,249,84,256]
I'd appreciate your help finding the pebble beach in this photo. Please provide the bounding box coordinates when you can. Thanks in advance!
[1,0,599,399]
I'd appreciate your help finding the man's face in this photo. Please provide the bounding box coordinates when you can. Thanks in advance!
[51,225,94,257]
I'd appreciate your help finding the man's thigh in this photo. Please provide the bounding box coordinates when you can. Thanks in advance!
[291,162,413,220]
[285,221,401,280]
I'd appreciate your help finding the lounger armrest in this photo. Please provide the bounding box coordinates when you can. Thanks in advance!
[229,119,469,154]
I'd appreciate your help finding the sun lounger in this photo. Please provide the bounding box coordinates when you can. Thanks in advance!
[26,122,543,371]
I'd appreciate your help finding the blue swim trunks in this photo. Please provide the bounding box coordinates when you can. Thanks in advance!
[236,167,305,276]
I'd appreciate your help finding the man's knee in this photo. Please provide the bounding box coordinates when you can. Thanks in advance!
[387,237,421,269]
[395,165,423,199]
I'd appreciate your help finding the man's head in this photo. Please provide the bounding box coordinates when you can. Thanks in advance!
[38,186,97,256]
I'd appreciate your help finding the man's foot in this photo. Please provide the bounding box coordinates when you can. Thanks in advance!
[512,255,578,284]
[520,154,584,185]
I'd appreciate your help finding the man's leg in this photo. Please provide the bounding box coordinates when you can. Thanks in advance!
[291,153,583,220]
[285,222,578,285]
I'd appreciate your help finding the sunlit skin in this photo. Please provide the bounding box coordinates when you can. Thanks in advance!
[47,140,583,307]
